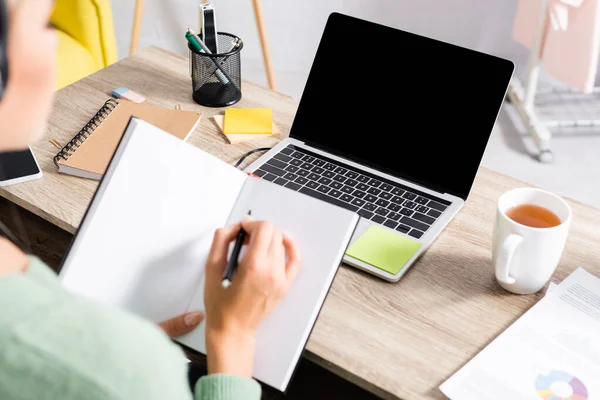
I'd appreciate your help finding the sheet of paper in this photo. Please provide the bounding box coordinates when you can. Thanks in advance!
[346,225,421,274]
[440,267,600,399]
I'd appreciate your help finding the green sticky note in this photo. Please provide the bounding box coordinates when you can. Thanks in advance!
[346,226,422,275]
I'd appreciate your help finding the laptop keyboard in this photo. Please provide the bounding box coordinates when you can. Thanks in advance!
[252,145,450,239]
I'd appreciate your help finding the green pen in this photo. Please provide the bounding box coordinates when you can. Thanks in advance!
[185,29,230,85]
[185,31,204,53]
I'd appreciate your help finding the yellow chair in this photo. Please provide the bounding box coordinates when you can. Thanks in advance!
[50,0,118,89]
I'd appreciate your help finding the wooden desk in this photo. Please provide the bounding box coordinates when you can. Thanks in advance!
[2,47,600,400]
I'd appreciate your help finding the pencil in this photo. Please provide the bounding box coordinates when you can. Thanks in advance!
[222,210,252,288]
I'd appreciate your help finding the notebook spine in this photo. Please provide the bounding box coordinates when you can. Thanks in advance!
[53,99,119,167]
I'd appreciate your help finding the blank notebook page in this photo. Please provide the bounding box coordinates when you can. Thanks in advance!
[59,119,246,322]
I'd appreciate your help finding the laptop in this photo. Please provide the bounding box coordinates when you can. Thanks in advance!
[245,12,514,282]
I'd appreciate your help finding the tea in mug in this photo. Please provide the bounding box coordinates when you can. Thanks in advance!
[506,204,561,228]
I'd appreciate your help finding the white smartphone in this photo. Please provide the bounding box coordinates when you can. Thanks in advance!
[0,147,43,186]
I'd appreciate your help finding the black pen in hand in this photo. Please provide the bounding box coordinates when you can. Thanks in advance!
[222,210,251,288]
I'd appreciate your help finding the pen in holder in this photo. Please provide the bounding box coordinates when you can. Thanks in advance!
[189,32,243,107]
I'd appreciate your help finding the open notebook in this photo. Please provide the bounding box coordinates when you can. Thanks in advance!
[57,118,359,392]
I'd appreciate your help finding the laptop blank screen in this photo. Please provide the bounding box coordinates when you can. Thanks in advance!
[289,13,514,200]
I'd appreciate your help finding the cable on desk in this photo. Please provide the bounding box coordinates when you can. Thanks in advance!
[234,147,271,169]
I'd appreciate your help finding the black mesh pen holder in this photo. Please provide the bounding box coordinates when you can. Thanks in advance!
[189,32,243,107]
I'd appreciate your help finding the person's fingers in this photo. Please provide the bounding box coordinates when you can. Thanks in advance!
[282,234,301,284]
[206,223,245,288]
[208,223,241,263]
[158,311,204,338]
[241,214,252,245]
[268,228,283,257]
[241,220,275,258]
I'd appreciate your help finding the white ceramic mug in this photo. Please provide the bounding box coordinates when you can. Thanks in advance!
[492,188,572,294]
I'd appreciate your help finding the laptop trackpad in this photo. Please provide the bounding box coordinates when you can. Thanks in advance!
[346,226,422,275]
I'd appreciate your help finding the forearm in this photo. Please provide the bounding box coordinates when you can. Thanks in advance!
[196,329,261,400]
[206,328,255,377]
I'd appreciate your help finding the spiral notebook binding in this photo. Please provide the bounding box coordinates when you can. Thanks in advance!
[53,99,119,167]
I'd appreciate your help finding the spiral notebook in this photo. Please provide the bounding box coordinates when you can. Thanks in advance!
[53,99,202,180]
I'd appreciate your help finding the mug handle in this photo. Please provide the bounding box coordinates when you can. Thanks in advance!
[495,234,523,285]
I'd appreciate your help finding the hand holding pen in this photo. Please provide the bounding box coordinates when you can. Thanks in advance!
[203,216,301,375]
[222,210,251,288]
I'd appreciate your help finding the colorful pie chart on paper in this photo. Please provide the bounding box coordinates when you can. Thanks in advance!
[535,370,588,400]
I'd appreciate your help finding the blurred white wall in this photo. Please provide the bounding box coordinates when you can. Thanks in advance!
[111,0,533,99]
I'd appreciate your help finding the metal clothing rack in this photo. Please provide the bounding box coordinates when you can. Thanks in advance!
[506,0,600,163]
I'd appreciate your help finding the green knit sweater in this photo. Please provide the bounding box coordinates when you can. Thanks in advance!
[0,257,261,400]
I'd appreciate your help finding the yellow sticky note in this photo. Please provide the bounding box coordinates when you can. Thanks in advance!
[224,108,273,135]
[346,226,422,275]
[212,115,280,144]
